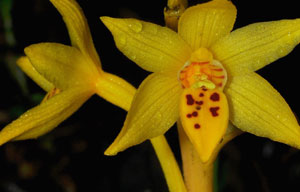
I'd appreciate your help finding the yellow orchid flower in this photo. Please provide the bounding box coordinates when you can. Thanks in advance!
[0,0,136,145]
[1,1,187,191]
[101,0,300,165]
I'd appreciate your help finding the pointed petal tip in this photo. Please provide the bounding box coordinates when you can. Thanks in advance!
[24,45,33,55]
[275,124,300,149]
[103,133,135,156]
[100,16,118,34]
[100,16,117,29]
[104,145,119,156]
[16,56,28,65]
[100,16,111,22]
[24,43,46,57]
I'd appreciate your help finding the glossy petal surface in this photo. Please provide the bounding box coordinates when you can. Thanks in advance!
[25,43,98,90]
[178,0,236,50]
[95,72,136,111]
[17,56,54,92]
[101,17,192,73]
[50,0,101,66]
[180,88,228,163]
[212,19,300,75]
[225,72,300,148]
[0,87,93,145]
[105,73,182,155]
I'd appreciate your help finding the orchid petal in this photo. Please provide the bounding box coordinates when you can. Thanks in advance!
[25,43,99,90]
[101,17,192,73]
[0,87,93,145]
[225,72,300,148]
[50,0,101,66]
[212,19,300,75]
[105,73,182,155]
[17,56,54,92]
[178,0,236,50]
[95,72,136,111]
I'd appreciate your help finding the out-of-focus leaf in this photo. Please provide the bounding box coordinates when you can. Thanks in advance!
[0,0,16,46]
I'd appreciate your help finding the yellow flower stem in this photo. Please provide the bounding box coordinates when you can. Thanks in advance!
[164,0,188,31]
[95,73,186,192]
[178,120,214,192]
[151,135,187,192]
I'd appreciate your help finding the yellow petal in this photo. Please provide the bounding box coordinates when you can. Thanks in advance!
[50,0,101,67]
[225,72,300,148]
[17,56,54,92]
[0,87,93,145]
[105,73,182,155]
[180,88,228,163]
[25,43,99,90]
[178,0,236,50]
[212,19,300,75]
[41,87,61,103]
[151,135,187,192]
[101,16,192,73]
[95,72,136,111]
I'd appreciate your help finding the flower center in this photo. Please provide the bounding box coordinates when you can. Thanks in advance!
[179,48,227,90]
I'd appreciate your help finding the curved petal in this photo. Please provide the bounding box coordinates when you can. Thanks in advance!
[17,56,54,92]
[95,72,136,111]
[25,43,99,90]
[0,87,93,146]
[105,72,182,155]
[225,72,300,148]
[178,0,236,50]
[101,17,192,73]
[151,135,187,192]
[50,0,101,67]
[211,19,300,76]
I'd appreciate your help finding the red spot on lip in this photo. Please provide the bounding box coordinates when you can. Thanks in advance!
[186,114,192,118]
[186,94,194,105]
[192,111,198,117]
[210,92,220,102]
[196,101,203,105]
[210,107,220,117]
[196,106,201,110]
[199,93,204,97]
[194,124,201,129]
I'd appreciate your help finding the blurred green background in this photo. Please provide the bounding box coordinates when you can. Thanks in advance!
[0,0,300,191]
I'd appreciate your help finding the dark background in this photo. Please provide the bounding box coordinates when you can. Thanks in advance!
[0,0,300,191]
